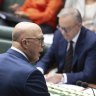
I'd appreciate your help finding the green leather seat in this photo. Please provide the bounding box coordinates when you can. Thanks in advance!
[0,0,24,53]
[0,26,13,53]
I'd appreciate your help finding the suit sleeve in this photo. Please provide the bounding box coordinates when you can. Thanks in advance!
[24,70,50,96]
[36,30,60,74]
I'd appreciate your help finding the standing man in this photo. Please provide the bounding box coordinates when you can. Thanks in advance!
[36,8,96,85]
[0,22,50,96]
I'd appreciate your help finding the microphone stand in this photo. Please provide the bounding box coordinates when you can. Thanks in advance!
[76,80,96,96]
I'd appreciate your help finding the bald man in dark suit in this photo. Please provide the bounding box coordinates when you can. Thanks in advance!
[0,22,50,96]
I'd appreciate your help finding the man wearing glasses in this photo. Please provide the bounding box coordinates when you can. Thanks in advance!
[36,8,96,85]
[0,22,50,96]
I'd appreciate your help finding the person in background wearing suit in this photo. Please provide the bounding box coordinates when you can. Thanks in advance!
[36,8,96,85]
[0,22,50,96]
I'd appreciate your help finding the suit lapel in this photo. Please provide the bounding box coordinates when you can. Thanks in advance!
[58,38,68,72]
[72,26,86,66]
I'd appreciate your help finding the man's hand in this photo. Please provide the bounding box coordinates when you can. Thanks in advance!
[14,11,28,18]
[45,73,63,84]
[9,3,20,12]
[15,11,25,16]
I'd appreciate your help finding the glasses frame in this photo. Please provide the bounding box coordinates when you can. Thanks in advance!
[25,37,44,44]
[58,23,78,33]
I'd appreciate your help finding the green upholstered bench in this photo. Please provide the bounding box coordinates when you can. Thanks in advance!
[0,26,13,53]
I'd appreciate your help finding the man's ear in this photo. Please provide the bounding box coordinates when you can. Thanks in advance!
[21,39,28,49]
[78,22,82,27]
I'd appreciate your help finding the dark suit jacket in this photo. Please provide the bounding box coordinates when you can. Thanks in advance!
[36,26,96,84]
[0,49,50,96]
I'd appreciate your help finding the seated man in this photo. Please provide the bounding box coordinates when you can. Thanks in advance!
[36,8,96,85]
[62,0,96,32]
[0,0,4,9]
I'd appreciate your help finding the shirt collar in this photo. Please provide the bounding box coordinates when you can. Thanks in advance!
[72,29,81,43]
[11,46,28,60]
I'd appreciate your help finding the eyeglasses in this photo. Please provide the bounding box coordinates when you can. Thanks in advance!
[25,37,44,44]
[58,24,78,33]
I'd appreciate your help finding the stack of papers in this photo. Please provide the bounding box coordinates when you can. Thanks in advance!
[47,83,94,96]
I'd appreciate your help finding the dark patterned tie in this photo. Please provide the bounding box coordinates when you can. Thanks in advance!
[63,41,73,72]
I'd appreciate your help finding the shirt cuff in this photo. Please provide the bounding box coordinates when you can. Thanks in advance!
[61,73,67,83]
[36,67,44,74]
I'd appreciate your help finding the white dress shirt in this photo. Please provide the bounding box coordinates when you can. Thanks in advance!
[62,30,80,83]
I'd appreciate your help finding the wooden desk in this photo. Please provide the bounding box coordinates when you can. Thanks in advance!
[88,84,96,88]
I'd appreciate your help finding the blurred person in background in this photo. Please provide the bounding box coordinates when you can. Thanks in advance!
[1,0,63,34]
[61,0,96,32]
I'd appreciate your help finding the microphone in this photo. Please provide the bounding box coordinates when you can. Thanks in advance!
[76,80,96,89]
[81,82,88,88]
[76,80,82,86]
[76,80,88,88]
[76,80,96,96]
